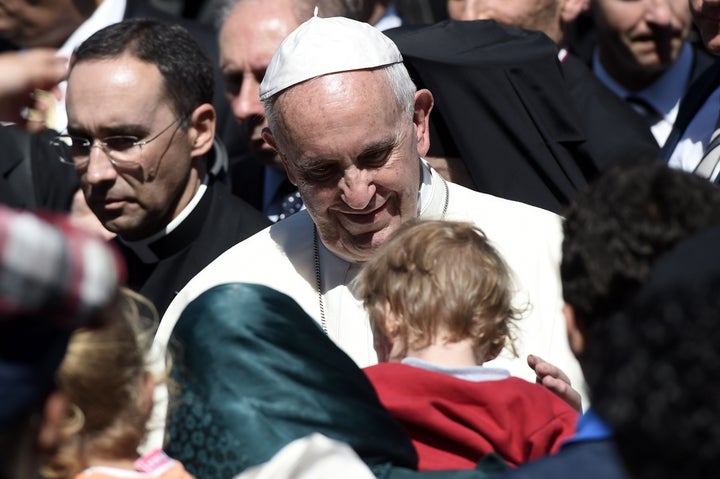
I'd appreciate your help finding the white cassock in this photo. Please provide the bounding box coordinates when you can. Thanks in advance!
[144,160,583,451]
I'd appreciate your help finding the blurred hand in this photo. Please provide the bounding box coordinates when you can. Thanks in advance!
[528,354,583,412]
[0,49,67,127]
[69,190,117,242]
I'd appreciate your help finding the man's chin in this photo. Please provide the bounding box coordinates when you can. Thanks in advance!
[334,229,392,263]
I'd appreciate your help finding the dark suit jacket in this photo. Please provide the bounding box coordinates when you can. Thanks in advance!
[561,53,660,173]
[661,58,720,158]
[573,40,716,160]
[116,180,270,315]
[492,439,627,479]
[0,127,78,211]
[385,20,658,214]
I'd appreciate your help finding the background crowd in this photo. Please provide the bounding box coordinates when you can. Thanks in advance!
[2,0,720,478]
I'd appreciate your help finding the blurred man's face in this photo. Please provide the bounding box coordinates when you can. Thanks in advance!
[219,0,298,169]
[594,0,692,87]
[690,0,720,54]
[447,0,565,44]
[263,70,433,263]
[0,0,94,47]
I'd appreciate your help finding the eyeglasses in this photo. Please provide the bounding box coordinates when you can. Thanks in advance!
[51,117,184,170]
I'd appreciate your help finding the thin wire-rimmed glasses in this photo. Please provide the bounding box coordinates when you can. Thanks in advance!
[51,117,184,170]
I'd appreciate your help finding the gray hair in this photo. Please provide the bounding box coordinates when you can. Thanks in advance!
[264,62,417,153]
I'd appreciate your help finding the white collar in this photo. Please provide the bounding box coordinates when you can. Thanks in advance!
[401,357,510,382]
[417,158,433,215]
[120,178,208,263]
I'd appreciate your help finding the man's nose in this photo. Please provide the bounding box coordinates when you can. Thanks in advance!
[84,146,117,185]
[340,167,376,210]
[231,76,264,121]
[645,0,674,27]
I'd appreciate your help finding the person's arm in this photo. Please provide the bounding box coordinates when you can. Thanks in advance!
[0,49,67,126]
[527,354,583,412]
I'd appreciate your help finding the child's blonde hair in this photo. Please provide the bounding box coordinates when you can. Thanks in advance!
[357,220,524,363]
[42,288,158,479]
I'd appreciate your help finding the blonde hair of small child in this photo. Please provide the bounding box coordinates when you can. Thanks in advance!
[357,219,524,363]
[42,288,159,479]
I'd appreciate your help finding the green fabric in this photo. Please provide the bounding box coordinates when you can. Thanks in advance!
[166,283,417,479]
[378,454,509,479]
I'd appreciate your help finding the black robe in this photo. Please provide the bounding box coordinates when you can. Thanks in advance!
[385,20,659,213]
[116,180,270,315]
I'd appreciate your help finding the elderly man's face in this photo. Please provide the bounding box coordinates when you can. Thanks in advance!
[264,69,433,263]
[66,55,211,241]
[690,0,720,54]
[447,0,565,44]
[219,0,298,169]
[594,0,691,80]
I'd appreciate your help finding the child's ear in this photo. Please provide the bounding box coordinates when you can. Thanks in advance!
[37,391,69,453]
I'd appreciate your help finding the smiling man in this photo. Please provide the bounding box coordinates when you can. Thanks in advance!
[148,13,585,451]
[589,0,714,149]
[60,19,269,314]
[157,14,579,383]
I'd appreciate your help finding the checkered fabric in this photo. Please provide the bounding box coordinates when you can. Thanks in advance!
[0,206,125,323]
[0,206,125,427]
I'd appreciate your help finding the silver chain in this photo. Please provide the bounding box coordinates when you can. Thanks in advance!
[313,226,328,334]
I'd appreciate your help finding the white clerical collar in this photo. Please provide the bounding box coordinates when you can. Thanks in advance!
[120,177,208,263]
[592,42,693,122]
[417,158,433,215]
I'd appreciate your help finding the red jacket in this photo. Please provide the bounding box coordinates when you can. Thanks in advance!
[364,363,578,471]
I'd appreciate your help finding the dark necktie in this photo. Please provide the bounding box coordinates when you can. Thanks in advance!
[279,190,303,221]
[272,179,303,221]
[625,95,662,127]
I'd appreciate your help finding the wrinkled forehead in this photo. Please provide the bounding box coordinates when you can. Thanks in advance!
[272,69,404,143]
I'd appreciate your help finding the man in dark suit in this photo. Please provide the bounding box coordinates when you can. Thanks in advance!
[59,19,269,314]
[217,0,361,220]
[659,0,720,182]
[586,0,715,152]
[496,161,720,478]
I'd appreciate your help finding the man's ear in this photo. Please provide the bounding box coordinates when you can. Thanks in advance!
[563,303,585,356]
[413,88,434,158]
[188,103,216,158]
[561,0,588,23]
[37,391,69,453]
[262,127,297,185]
